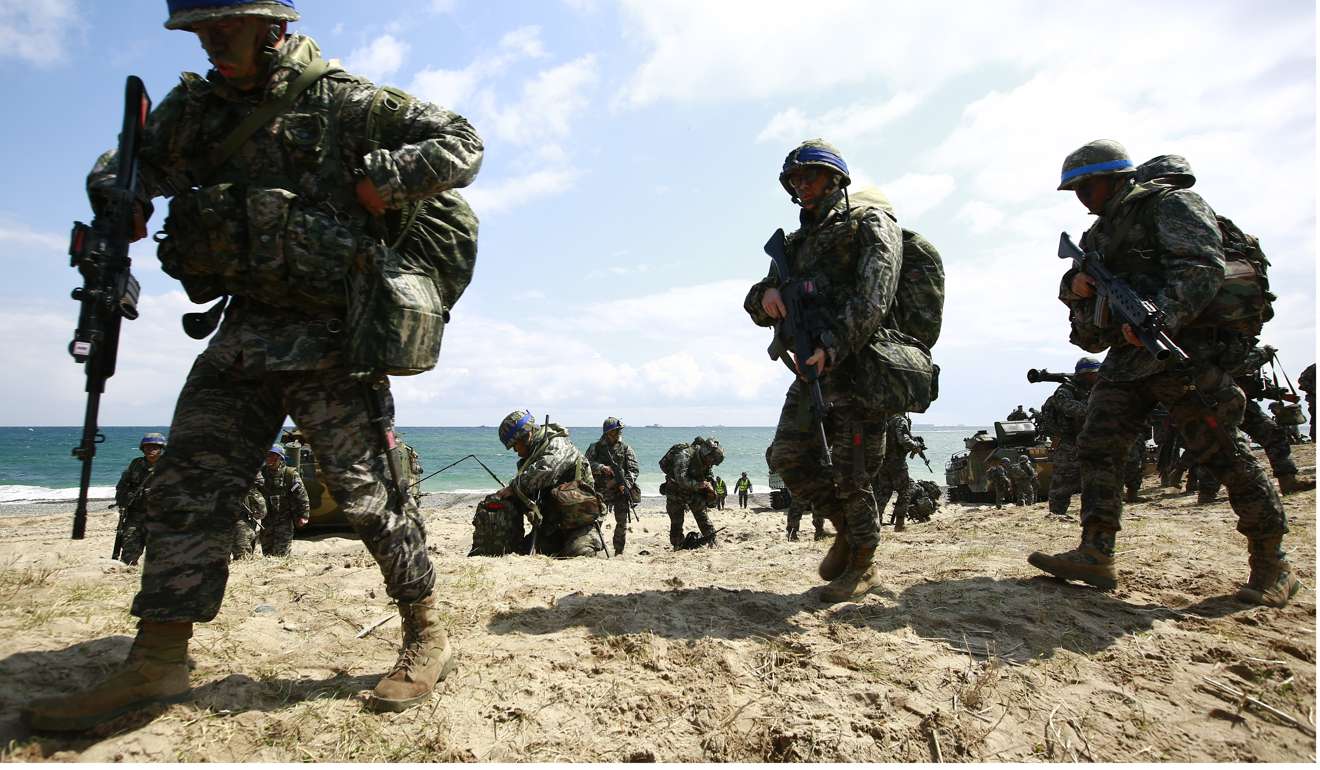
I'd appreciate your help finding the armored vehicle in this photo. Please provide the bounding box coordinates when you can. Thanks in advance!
[768,472,791,510]
[944,421,1053,503]
[280,429,422,530]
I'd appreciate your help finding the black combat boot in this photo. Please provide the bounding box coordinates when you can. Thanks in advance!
[1277,474,1316,495]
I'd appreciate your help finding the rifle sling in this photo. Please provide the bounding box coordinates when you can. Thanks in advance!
[204,58,335,179]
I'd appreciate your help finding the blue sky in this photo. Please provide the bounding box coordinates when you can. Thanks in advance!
[0,0,1314,426]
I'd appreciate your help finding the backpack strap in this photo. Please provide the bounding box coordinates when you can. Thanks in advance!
[364,86,424,248]
[202,57,336,179]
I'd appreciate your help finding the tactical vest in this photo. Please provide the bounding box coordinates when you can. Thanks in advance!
[117,457,156,509]
[261,465,300,516]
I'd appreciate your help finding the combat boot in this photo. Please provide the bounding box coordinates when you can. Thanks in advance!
[1124,487,1140,504]
[1277,474,1316,495]
[1235,538,1302,608]
[812,524,827,541]
[1196,489,1217,505]
[1026,527,1118,590]
[368,594,456,712]
[22,621,192,732]
[818,515,850,581]
[820,545,879,603]
[786,527,799,541]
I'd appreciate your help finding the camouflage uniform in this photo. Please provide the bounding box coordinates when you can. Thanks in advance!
[1122,438,1144,501]
[986,463,1012,509]
[86,33,482,623]
[1299,363,1315,441]
[114,457,158,565]
[1042,156,1290,598]
[784,497,824,540]
[662,442,720,548]
[874,414,919,528]
[1007,406,1029,421]
[230,479,267,560]
[258,461,310,556]
[746,188,903,556]
[512,424,603,558]
[585,434,639,555]
[1043,380,1090,514]
[908,480,940,522]
[1009,456,1038,505]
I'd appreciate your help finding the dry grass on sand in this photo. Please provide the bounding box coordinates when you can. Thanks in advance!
[0,445,1315,761]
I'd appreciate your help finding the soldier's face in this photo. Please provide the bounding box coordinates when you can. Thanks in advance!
[142,445,163,463]
[786,167,834,210]
[193,16,270,85]
[1074,176,1117,214]
[513,435,531,459]
[265,452,281,468]
[605,429,621,444]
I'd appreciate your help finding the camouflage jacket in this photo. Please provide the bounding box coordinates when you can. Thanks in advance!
[513,424,589,502]
[1300,364,1315,399]
[584,437,638,502]
[87,34,483,373]
[240,479,268,524]
[663,444,716,498]
[1059,181,1226,382]
[744,189,904,391]
[1042,381,1090,444]
[882,414,919,473]
[1008,459,1036,484]
[260,463,310,520]
[115,456,157,510]
[986,465,1011,488]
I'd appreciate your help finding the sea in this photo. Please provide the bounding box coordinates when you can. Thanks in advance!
[0,425,986,505]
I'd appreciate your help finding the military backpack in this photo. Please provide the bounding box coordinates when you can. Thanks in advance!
[469,495,525,556]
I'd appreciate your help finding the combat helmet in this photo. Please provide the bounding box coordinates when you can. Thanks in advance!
[140,432,167,448]
[695,436,725,466]
[780,139,851,200]
[1074,356,1102,374]
[498,410,536,449]
[602,417,624,435]
[1057,139,1135,191]
[267,444,286,459]
[164,0,299,30]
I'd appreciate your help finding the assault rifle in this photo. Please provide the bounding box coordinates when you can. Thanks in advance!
[1026,368,1074,386]
[911,436,933,473]
[678,527,725,551]
[763,228,834,470]
[68,76,151,540]
[601,443,639,523]
[1058,232,1188,364]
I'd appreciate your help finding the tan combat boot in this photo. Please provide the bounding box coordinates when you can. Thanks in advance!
[1277,474,1316,495]
[820,545,879,603]
[1235,538,1302,608]
[818,515,850,581]
[368,594,456,712]
[22,621,192,732]
[1027,527,1118,590]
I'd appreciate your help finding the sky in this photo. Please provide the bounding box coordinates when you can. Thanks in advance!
[0,0,1314,427]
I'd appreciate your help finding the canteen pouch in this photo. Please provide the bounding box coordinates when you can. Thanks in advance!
[157,182,248,302]
[550,479,604,530]
[345,242,447,376]
[851,327,938,414]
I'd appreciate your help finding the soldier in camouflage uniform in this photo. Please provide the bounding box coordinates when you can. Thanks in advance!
[114,433,167,566]
[1042,357,1100,515]
[1007,405,1029,421]
[1009,453,1038,506]
[1029,140,1298,608]
[497,411,604,558]
[585,417,639,556]
[745,140,905,603]
[1122,438,1144,503]
[661,438,724,549]
[784,497,825,541]
[1299,363,1315,441]
[907,480,940,523]
[230,475,267,560]
[23,0,481,731]
[258,444,310,556]
[986,459,1012,509]
[874,414,920,532]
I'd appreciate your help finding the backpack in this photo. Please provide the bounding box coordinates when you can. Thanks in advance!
[1126,155,1274,336]
[848,187,946,350]
[469,495,524,556]
[659,443,689,477]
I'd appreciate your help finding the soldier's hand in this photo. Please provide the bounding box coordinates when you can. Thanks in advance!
[1070,272,1096,298]
[599,466,614,478]
[132,203,148,242]
[296,516,309,528]
[796,347,828,378]
[1121,323,1142,347]
[762,288,787,319]
[496,485,513,499]
[355,177,387,216]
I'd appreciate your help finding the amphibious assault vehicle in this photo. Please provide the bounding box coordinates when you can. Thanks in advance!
[944,421,1052,504]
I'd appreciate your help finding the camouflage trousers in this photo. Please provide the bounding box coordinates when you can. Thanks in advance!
[990,478,1012,508]
[117,505,147,565]
[1124,438,1144,496]
[1197,399,1299,495]
[1012,476,1037,506]
[767,381,886,550]
[258,512,295,557]
[1048,441,1081,515]
[1077,364,1287,554]
[666,493,715,548]
[231,518,259,560]
[132,357,435,623]
[873,463,911,527]
[784,498,823,535]
[532,522,604,558]
[606,496,632,554]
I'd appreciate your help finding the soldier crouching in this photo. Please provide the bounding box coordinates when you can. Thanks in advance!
[496,411,605,558]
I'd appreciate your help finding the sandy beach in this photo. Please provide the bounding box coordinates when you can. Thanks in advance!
[0,445,1314,762]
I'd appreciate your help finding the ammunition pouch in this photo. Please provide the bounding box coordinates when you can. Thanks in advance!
[345,242,448,376]
[548,479,603,530]
[851,328,939,414]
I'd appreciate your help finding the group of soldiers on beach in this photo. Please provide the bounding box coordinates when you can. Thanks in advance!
[20,0,1314,738]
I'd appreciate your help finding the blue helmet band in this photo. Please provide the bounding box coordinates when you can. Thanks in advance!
[501,412,533,445]
[786,146,849,177]
[1060,158,1134,185]
[167,0,295,12]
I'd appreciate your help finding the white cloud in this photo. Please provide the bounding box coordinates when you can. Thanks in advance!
[462,168,580,215]
[345,34,409,82]
[0,217,64,255]
[0,0,77,67]
[876,173,956,220]
[955,201,1005,234]
[408,25,547,110]
[756,92,924,146]
[479,55,598,145]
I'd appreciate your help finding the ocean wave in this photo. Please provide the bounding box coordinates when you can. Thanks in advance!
[0,485,117,505]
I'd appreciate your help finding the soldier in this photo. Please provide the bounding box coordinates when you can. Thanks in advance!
[1029,140,1297,608]
[230,475,267,561]
[745,139,906,603]
[1007,405,1030,421]
[114,433,167,565]
[1299,363,1315,441]
[496,411,604,558]
[714,476,728,510]
[259,445,310,556]
[1122,438,1144,503]
[23,0,482,731]
[405,441,424,508]
[584,417,639,556]
[660,437,724,549]
[1042,357,1100,516]
[784,498,825,541]
[874,414,920,532]
[908,480,940,523]
[986,458,1012,509]
[735,472,752,508]
[1009,453,1038,506]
